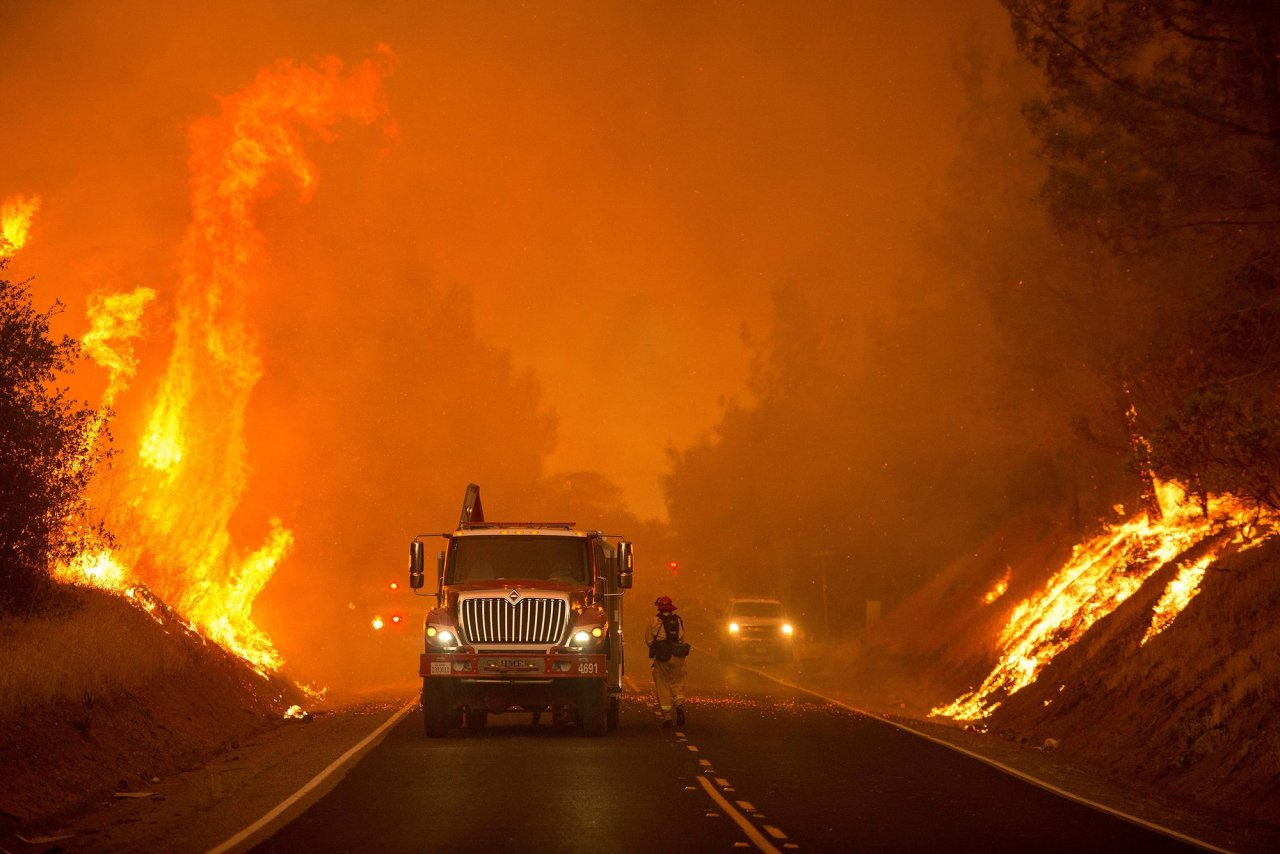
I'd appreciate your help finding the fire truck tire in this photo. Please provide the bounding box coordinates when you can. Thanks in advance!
[421,679,458,738]
[465,708,488,729]
[606,696,620,730]
[579,681,607,737]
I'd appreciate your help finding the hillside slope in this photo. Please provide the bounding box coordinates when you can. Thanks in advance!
[0,588,301,829]
[991,537,1280,823]
[843,511,1280,832]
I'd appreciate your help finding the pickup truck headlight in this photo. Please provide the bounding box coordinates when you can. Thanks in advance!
[781,623,793,636]
[728,622,740,634]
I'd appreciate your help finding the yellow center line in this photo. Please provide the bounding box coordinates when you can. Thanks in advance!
[695,776,782,854]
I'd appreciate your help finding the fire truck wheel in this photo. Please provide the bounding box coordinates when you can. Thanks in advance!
[579,681,607,737]
[421,679,457,738]
[606,696,620,730]
[465,708,488,729]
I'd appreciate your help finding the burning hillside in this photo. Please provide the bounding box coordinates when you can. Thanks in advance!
[41,48,395,679]
[828,479,1280,834]
[934,480,1277,721]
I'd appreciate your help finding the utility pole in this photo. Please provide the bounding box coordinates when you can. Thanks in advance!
[812,551,834,640]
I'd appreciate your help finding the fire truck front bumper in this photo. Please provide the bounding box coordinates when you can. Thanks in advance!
[420,652,607,682]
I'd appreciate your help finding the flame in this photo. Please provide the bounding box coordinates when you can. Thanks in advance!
[0,194,40,256]
[283,704,306,719]
[933,480,1277,721]
[76,286,157,458]
[982,567,1011,605]
[57,550,129,591]
[1141,554,1213,646]
[82,287,156,407]
[54,49,395,678]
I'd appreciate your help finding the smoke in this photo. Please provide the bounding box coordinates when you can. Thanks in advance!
[1,0,1026,690]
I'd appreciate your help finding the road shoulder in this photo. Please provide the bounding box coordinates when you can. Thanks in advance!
[26,699,410,854]
[738,659,1279,854]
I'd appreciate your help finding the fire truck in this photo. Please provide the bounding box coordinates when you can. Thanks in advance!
[408,485,633,736]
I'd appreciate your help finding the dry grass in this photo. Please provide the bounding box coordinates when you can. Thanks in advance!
[0,588,202,718]
[0,586,299,825]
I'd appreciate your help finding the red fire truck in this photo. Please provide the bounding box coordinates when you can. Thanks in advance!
[408,485,633,736]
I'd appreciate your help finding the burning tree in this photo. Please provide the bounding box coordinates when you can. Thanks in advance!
[0,266,110,614]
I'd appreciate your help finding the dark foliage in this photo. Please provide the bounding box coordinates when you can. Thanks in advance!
[0,265,106,614]
[1151,383,1280,512]
[1003,0,1280,504]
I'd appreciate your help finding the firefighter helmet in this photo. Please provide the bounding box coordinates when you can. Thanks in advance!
[654,595,677,612]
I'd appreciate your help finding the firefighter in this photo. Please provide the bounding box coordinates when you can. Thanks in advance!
[645,595,688,727]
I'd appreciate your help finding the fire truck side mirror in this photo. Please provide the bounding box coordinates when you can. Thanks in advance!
[409,541,425,589]
[617,541,634,589]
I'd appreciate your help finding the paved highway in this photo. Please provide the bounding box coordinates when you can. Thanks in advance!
[252,646,1198,853]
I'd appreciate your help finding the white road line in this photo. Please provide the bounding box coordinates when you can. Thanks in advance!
[207,699,417,854]
[736,800,757,812]
[764,825,788,840]
[715,777,731,788]
[736,666,1230,854]
[695,775,782,854]
[687,744,699,752]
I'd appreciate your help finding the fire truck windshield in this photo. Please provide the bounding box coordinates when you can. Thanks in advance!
[447,536,590,585]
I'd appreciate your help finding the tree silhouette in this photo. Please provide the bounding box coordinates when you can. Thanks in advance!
[0,266,107,613]
[1004,0,1280,506]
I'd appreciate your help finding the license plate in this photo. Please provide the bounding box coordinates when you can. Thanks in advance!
[430,662,450,675]
[496,658,539,670]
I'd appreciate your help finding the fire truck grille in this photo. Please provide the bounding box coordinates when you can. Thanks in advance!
[460,597,569,645]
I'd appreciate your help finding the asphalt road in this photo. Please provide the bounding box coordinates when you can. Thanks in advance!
[252,647,1200,853]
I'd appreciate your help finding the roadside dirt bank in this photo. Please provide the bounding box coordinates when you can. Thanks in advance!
[1,695,412,854]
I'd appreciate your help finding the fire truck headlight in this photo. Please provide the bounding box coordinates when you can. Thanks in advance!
[568,624,605,648]
[728,622,740,634]
[781,623,794,636]
[426,625,457,647]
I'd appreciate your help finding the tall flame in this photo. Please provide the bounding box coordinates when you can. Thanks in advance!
[76,286,157,457]
[54,48,395,677]
[0,194,41,257]
[933,481,1277,721]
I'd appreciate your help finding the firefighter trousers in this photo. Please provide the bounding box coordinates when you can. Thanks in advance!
[652,657,686,719]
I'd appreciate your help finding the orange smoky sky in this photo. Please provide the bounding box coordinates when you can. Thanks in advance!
[0,0,1007,685]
